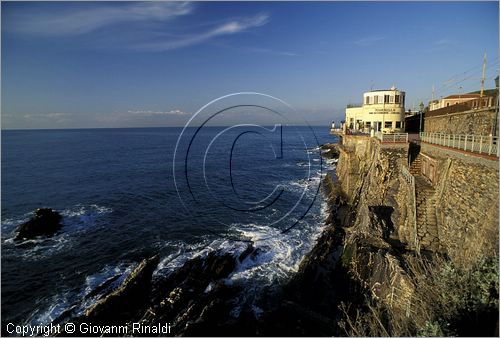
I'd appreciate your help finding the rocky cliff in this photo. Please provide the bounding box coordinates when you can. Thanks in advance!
[322,135,499,336]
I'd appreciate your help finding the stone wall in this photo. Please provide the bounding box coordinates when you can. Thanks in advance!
[422,144,499,266]
[424,108,497,135]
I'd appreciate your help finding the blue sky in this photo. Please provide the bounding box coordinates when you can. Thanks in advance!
[2,1,499,129]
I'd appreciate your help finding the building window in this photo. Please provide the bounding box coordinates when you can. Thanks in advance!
[365,96,370,105]
[384,95,390,103]
[365,121,371,128]
[395,95,400,104]
[374,96,379,104]
[389,95,394,103]
[385,121,392,129]
[395,121,401,128]
[447,103,450,107]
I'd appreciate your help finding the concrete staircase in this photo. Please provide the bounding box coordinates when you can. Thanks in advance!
[414,175,440,251]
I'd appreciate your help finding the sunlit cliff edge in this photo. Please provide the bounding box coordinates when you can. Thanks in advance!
[315,135,499,336]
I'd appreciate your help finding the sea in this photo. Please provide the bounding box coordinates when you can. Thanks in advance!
[1,126,338,327]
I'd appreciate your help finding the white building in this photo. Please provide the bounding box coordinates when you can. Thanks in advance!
[345,86,406,133]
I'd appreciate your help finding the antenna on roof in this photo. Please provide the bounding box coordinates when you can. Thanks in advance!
[391,85,396,90]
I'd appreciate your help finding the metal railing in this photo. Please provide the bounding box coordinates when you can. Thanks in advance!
[420,132,499,157]
[375,132,409,143]
[400,163,420,253]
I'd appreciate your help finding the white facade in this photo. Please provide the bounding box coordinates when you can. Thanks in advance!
[345,87,406,133]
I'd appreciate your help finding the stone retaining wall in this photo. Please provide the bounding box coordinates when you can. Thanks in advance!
[424,108,497,135]
[430,149,499,267]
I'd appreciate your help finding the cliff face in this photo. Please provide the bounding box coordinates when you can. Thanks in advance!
[335,136,414,246]
[328,135,499,336]
[332,137,419,333]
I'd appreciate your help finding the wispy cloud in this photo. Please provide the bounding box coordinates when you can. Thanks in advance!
[128,109,191,116]
[246,47,297,57]
[135,13,270,51]
[6,3,270,52]
[22,112,73,124]
[434,38,457,46]
[23,112,72,119]
[354,36,385,46]
[8,2,193,37]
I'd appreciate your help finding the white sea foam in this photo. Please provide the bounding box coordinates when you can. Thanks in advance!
[326,158,338,165]
[2,204,113,260]
[29,262,136,326]
[28,167,333,323]
[61,204,113,223]
[153,167,331,317]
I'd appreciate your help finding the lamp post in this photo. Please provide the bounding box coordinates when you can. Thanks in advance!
[494,76,499,136]
[419,102,424,134]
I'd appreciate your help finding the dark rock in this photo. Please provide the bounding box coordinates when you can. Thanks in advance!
[320,143,340,159]
[82,255,159,324]
[238,243,254,262]
[133,251,243,336]
[259,300,335,336]
[15,208,62,240]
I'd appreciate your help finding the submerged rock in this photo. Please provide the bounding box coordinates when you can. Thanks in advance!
[15,208,62,240]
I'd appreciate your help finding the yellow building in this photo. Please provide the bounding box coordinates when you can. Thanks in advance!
[345,86,406,133]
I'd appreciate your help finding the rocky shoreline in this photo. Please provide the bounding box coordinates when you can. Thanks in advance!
[35,143,348,337]
[19,138,498,336]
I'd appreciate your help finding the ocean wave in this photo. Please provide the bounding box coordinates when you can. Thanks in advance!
[28,195,329,325]
[326,158,338,165]
[287,170,324,192]
[306,146,321,154]
[28,262,136,326]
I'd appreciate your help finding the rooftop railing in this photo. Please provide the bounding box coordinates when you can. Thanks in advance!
[420,132,499,157]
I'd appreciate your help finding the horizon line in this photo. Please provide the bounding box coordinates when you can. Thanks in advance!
[1,124,333,132]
